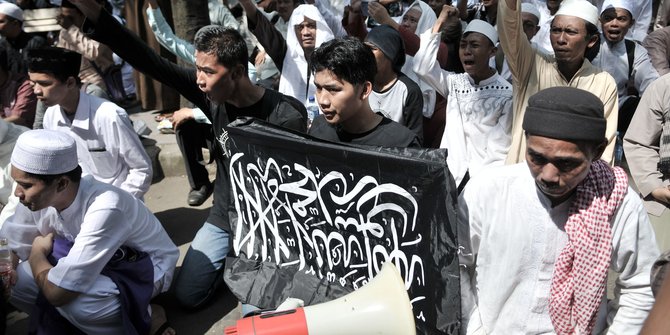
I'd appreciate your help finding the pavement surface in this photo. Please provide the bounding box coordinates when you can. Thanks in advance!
[6,108,240,334]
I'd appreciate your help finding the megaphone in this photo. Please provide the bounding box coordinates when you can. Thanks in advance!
[224,262,416,335]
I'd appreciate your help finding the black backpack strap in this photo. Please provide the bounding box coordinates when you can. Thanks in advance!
[624,39,636,78]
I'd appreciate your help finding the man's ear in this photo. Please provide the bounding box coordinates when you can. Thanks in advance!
[360,81,373,100]
[586,33,599,49]
[592,140,607,160]
[56,176,70,193]
[66,76,78,88]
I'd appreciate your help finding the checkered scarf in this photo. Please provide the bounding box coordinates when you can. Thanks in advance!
[549,159,628,335]
[658,111,670,178]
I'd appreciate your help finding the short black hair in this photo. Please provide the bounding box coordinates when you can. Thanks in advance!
[27,47,82,84]
[0,40,9,73]
[194,25,248,72]
[309,37,376,86]
[27,165,82,185]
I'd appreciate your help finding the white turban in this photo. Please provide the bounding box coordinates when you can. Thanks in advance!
[555,0,599,26]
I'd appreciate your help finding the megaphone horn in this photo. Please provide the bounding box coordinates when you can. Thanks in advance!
[224,262,416,335]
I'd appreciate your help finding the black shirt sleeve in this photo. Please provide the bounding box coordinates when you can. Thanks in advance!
[82,10,210,113]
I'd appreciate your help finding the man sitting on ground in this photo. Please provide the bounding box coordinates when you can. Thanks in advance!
[1,129,179,334]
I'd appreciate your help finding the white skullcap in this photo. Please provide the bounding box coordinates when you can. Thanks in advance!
[521,3,541,22]
[463,19,498,45]
[600,0,634,18]
[555,0,599,26]
[0,2,23,22]
[11,130,78,175]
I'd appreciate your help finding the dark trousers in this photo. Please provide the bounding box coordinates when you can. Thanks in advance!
[175,120,214,190]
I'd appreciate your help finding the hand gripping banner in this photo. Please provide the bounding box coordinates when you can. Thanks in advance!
[223,118,461,334]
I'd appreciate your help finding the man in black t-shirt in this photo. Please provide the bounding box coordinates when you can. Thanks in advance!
[65,0,306,311]
[308,37,420,148]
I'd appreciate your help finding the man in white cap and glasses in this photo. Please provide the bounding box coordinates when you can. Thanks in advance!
[0,129,179,334]
[458,86,657,334]
[0,2,46,74]
[591,0,659,162]
[498,0,619,166]
[415,7,513,190]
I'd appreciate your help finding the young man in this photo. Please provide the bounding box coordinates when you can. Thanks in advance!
[308,37,421,148]
[1,129,178,334]
[27,47,152,199]
[66,0,306,309]
[498,0,619,165]
[591,0,659,138]
[415,9,513,187]
[459,87,657,334]
[364,24,424,141]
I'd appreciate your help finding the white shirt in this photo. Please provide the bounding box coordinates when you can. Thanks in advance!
[414,31,513,185]
[527,0,554,56]
[43,92,152,198]
[591,38,659,106]
[0,120,26,228]
[458,163,658,334]
[1,176,179,294]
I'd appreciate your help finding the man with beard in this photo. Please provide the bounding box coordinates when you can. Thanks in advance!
[458,87,657,334]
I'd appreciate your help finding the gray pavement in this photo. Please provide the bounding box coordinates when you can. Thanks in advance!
[6,109,240,334]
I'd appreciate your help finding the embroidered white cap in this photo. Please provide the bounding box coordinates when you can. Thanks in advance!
[0,2,23,22]
[600,0,635,18]
[521,3,541,22]
[463,19,498,45]
[11,130,78,175]
[555,0,599,26]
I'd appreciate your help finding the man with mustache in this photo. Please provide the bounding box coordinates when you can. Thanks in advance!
[498,0,618,165]
[458,87,658,334]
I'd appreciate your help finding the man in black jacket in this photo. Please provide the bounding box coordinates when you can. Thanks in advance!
[67,0,306,310]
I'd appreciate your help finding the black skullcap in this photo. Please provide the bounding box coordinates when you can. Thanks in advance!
[523,87,606,142]
[60,0,76,8]
[27,47,81,80]
[365,25,406,74]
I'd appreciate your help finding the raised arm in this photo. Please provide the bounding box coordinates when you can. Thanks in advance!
[241,0,288,72]
[70,0,209,113]
[497,0,535,87]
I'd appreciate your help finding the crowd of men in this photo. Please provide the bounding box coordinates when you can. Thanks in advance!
[0,0,667,333]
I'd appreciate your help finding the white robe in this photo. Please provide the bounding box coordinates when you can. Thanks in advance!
[414,31,513,185]
[458,163,658,334]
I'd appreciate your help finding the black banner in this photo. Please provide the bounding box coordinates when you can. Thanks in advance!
[223,118,461,335]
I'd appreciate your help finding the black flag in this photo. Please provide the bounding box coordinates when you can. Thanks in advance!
[223,118,461,335]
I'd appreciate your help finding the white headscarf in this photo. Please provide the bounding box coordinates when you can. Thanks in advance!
[279,5,334,104]
[401,1,438,118]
